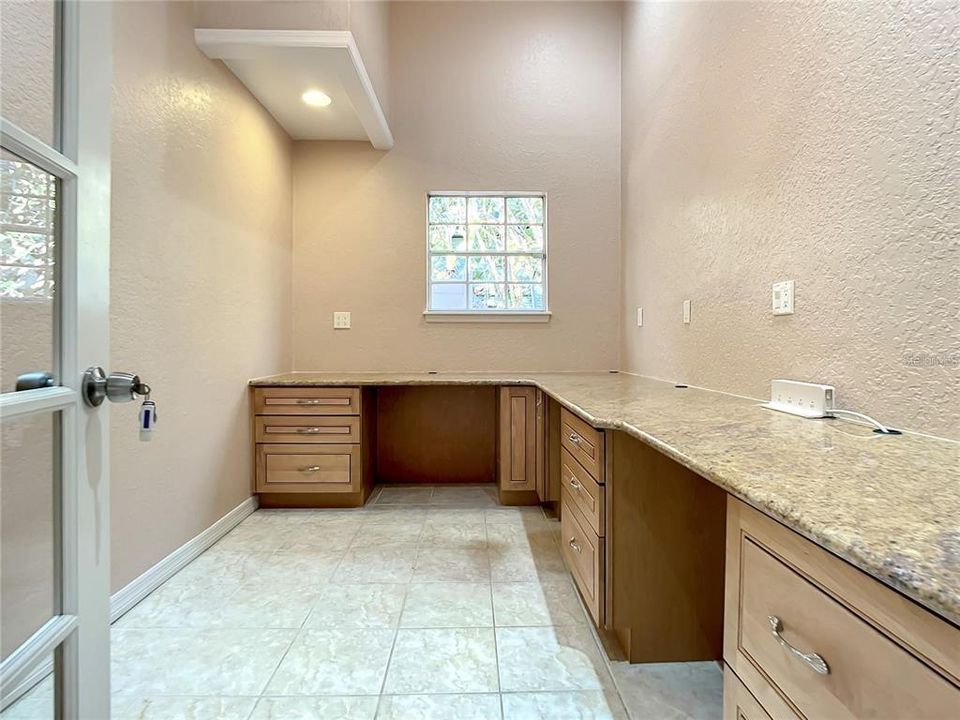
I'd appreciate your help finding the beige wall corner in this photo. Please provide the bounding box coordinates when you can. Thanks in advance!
[292,1,622,371]
[110,0,293,591]
[620,1,960,439]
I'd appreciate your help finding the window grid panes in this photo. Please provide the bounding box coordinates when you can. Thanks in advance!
[0,151,58,299]
[427,193,546,312]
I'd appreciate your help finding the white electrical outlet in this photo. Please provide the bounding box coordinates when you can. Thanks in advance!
[762,379,835,418]
[333,311,351,329]
[636,307,643,327]
[682,300,691,324]
[772,280,794,315]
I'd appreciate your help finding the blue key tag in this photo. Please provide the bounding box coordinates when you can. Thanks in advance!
[139,399,157,441]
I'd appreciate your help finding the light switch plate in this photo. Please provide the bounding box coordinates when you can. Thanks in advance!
[333,311,351,329]
[772,280,794,315]
[636,307,643,327]
[682,300,691,324]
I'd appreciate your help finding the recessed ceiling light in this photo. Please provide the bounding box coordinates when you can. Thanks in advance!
[302,89,332,107]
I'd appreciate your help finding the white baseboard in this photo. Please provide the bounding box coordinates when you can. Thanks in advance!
[110,495,258,623]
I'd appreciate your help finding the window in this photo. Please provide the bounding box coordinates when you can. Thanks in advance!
[426,193,547,315]
[0,151,58,299]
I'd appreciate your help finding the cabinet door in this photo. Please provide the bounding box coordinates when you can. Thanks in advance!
[499,386,537,492]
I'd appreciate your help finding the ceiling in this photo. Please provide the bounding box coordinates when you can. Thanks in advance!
[195,29,393,149]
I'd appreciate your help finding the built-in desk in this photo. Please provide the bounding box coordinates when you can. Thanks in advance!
[250,371,960,717]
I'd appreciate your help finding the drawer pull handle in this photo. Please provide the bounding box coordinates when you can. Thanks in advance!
[296,427,324,434]
[296,399,330,405]
[568,432,581,445]
[568,478,582,492]
[298,465,322,473]
[769,616,830,675]
[568,537,582,554]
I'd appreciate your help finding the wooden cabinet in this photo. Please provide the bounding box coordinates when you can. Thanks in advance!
[561,495,605,625]
[723,668,784,720]
[724,498,960,719]
[252,386,373,507]
[498,386,540,502]
[556,407,608,627]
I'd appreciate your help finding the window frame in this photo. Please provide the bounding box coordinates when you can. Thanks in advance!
[423,190,551,323]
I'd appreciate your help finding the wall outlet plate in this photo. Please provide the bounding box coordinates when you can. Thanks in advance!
[333,311,351,329]
[762,379,835,418]
[682,299,691,324]
[636,307,643,327]
[772,280,794,315]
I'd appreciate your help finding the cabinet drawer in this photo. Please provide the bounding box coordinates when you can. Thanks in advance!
[560,448,604,535]
[560,408,604,482]
[256,444,360,493]
[255,416,360,444]
[561,495,604,626]
[737,538,958,719]
[254,387,360,415]
[723,667,789,720]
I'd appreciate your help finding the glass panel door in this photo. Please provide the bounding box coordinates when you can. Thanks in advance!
[0,1,112,718]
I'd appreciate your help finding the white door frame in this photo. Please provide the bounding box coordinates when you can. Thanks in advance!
[0,1,112,717]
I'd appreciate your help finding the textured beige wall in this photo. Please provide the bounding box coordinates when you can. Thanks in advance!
[293,1,621,371]
[110,0,293,591]
[193,0,350,31]
[620,1,960,439]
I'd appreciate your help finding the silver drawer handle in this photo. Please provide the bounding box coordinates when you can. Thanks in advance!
[568,537,582,554]
[568,432,581,445]
[769,616,830,675]
[296,399,329,405]
[568,478,582,491]
[298,465,322,473]
[296,427,324,434]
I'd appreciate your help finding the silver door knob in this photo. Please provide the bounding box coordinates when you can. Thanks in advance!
[82,367,151,407]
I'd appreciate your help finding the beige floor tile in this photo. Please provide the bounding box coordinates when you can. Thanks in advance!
[492,581,586,627]
[425,507,488,524]
[305,584,407,628]
[281,525,359,551]
[210,584,317,628]
[111,696,257,720]
[429,485,498,507]
[113,581,225,628]
[333,546,418,583]
[384,628,499,694]
[0,682,51,720]
[349,522,423,548]
[376,693,502,720]
[610,661,722,720]
[249,550,344,587]
[489,544,568,583]
[484,507,546,524]
[400,582,494,628]
[250,696,379,720]
[111,628,295,696]
[373,486,435,505]
[496,626,612,692]
[213,523,292,551]
[360,506,430,524]
[163,550,278,589]
[265,628,396,695]
[501,691,628,720]
[413,547,490,581]
[419,522,487,547]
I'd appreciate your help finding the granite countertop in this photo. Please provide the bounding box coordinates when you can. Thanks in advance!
[250,371,960,625]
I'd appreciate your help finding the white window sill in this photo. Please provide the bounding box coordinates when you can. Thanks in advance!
[423,311,552,324]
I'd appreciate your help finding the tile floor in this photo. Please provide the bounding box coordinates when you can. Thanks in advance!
[2,484,722,719]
